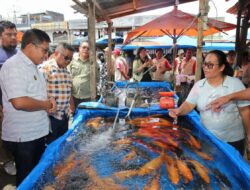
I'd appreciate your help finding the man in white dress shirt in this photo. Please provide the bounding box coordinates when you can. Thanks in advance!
[0,29,56,186]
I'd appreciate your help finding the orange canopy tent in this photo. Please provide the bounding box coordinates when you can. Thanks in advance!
[124,6,236,44]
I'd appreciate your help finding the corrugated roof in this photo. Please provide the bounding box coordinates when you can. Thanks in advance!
[71,0,197,22]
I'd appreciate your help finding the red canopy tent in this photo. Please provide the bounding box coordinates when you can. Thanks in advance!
[124,6,236,44]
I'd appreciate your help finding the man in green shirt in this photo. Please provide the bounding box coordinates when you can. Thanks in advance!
[68,41,91,107]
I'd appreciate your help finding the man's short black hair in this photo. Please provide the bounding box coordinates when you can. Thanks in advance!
[0,20,16,35]
[156,48,163,53]
[21,29,51,49]
[227,50,236,56]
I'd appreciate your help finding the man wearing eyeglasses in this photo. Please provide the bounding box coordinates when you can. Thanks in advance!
[0,29,57,186]
[68,41,93,107]
[39,43,75,144]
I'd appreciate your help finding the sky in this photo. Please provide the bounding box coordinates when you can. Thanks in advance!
[0,0,238,23]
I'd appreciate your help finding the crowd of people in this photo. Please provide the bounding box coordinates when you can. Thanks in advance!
[0,20,249,187]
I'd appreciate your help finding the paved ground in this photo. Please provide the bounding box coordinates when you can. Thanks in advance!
[0,108,15,190]
[0,139,16,190]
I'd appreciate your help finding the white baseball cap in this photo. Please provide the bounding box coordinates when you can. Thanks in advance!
[178,49,184,55]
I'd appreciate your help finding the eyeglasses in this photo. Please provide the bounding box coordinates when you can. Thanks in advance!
[59,52,73,62]
[81,46,89,50]
[203,62,219,69]
[33,43,50,54]
[63,55,72,62]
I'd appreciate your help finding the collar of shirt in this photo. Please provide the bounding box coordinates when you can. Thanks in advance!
[77,56,89,63]
[199,76,229,88]
[46,58,61,69]
[18,50,37,68]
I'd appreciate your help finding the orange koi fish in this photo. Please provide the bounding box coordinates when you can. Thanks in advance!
[158,118,175,126]
[112,169,138,181]
[133,129,158,139]
[164,154,180,185]
[188,160,210,184]
[195,150,213,161]
[150,139,177,152]
[138,154,163,176]
[86,117,103,130]
[176,157,193,183]
[42,185,55,190]
[143,173,161,190]
[159,133,179,148]
[122,149,137,163]
[53,152,78,189]
[85,165,128,190]
[188,135,201,150]
[112,138,131,146]
[54,152,77,178]
[128,117,150,126]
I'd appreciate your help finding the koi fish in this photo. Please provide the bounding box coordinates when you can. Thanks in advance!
[53,152,78,189]
[164,154,180,185]
[112,169,138,181]
[42,185,55,190]
[133,129,158,139]
[158,133,179,149]
[128,117,150,126]
[138,154,163,176]
[151,140,172,151]
[176,157,193,183]
[86,117,103,130]
[158,118,175,126]
[195,150,213,161]
[112,138,131,146]
[54,152,77,178]
[122,149,137,162]
[85,165,128,190]
[143,173,161,190]
[188,135,201,150]
[188,159,210,184]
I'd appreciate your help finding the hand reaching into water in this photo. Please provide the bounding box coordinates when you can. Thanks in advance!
[168,108,180,118]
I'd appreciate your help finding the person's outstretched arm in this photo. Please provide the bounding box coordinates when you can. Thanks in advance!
[239,106,250,149]
[168,101,196,118]
[209,88,250,111]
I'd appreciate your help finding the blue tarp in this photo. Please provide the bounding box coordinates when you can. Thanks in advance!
[96,35,123,45]
[114,81,172,89]
[116,44,196,50]
[18,106,250,190]
[203,42,235,51]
